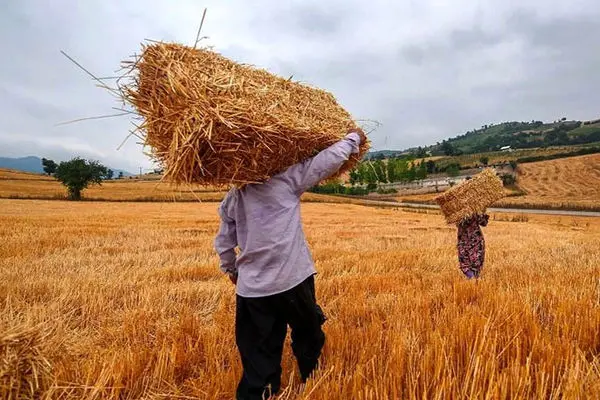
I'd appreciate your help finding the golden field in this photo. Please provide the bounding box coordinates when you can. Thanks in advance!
[498,154,600,210]
[429,145,600,170]
[3,152,599,212]
[0,169,364,205]
[396,154,600,211]
[0,169,223,202]
[2,200,600,399]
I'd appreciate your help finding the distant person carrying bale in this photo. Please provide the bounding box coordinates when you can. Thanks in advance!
[116,40,370,400]
[215,129,367,399]
[457,210,489,279]
[435,169,504,280]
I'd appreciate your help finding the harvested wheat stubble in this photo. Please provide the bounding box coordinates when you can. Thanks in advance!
[0,324,53,400]
[435,168,505,224]
[119,42,370,186]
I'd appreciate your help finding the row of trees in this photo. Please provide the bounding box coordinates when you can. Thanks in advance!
[348,159,429,185]
[347,155,490,186]
[41,157,119,200]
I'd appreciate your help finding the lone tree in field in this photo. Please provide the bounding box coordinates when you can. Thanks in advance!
[41,158,57,176]
[105,169,114,180]
[55,158,107,200]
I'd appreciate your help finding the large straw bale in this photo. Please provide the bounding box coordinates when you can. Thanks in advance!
[120,42,370,186]
[435,168,505,224]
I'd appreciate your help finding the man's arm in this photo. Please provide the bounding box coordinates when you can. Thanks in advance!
[280,130,365,194]
[214,196,238,278]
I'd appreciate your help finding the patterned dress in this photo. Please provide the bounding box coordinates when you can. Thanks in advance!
[457,214,489,279]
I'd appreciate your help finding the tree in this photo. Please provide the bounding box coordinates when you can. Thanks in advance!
[441,141,455,156]
[54,158,108,200]
[413,146,427,158]
[41,158,57,176]
[372,160,387,183]
[118,171,124,179]
[349,168,360,186]
[416,161,427,180]
[105,169,114,180]
[425,160,437,174]
[362,162,378,185]
[407,164,417,181]
[479,156,489,166]
[387,158,409,182]
[446,163,460,177]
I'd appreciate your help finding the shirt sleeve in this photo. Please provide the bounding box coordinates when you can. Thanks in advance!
[279,132,362,195]
[214,193,238,274]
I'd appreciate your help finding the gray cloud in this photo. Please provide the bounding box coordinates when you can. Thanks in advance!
[1,0,599,172]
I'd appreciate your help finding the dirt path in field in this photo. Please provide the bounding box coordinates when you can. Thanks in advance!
[354,198,600,217]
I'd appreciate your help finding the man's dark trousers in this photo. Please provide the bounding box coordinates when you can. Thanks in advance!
[235,275,326,400]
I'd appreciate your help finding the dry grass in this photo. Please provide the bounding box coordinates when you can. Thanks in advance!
[0,172,222,202]
[0,170,55,181]
[1,200,599,399]
[497,154,600,210]
[0,169,373,206]
[435,146,599,169]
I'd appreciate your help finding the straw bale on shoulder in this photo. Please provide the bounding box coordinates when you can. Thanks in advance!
[120,43,370,186]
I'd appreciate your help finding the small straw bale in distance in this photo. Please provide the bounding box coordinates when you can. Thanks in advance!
[435,168,505,224]
[120,42,370,186]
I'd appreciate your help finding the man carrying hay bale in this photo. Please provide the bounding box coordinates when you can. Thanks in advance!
[215,129,366,399]
[435,169,505,280]
[113,40,370,397]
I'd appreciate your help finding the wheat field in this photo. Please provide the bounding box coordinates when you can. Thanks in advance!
[0,169,224,202]
[498,154,600,210]
[0,169,365,206]
[395,154,600,211]
[2,199,600,399]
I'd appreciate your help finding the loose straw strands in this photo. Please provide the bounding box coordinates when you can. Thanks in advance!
[0,324,53,399]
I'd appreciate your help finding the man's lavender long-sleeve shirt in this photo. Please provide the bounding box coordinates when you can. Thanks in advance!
[214,132,362,298]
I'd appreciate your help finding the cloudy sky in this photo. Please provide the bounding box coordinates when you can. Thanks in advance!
[1,0,599,172]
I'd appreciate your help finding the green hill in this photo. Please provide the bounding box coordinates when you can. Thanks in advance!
[367,118,600,161]
[431,119,600,156]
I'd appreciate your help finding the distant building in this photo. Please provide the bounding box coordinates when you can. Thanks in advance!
[500,145,513,152]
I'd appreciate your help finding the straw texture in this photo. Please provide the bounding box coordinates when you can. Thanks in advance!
[119,42,370,186]
[0,325,52,399]
[435,169,505,224]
